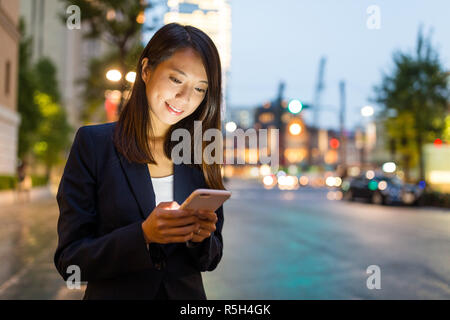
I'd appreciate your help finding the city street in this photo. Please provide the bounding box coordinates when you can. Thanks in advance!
[0,178,449,299]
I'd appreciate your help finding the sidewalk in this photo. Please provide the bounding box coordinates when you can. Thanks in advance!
[0,196,85,299]
[0,185,55,207]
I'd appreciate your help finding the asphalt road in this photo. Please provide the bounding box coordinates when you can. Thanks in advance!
[203,179,450,299]
[0,178,448,299]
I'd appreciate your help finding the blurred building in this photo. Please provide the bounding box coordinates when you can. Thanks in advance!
[163,0,231,119]
[0,0,21,175]
[253,99,366,170]
[20,0,111,128]
[224,107,254,129]
[424,144,450,193]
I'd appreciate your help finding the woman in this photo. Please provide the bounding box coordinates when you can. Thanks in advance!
[54,23,226,300]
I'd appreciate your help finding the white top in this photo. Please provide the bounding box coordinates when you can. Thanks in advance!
[151,174,174,205]
[147,174,174,251]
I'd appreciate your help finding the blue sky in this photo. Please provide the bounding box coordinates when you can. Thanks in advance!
[228,0,450,130]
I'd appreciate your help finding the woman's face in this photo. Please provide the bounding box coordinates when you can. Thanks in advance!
[141,47,208,127]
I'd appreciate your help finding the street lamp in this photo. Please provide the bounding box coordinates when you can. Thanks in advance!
[126,71,136,83]
[382,162,396,173]
[361,105,374,117]
[288,123,302,135]
[106,69,122,82]
[225,121,237,133]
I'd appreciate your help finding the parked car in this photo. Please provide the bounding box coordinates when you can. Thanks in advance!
[341,172,424,205]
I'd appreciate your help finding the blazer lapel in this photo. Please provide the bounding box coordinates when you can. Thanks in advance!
[117,151,156,221]
[117,150,196,258]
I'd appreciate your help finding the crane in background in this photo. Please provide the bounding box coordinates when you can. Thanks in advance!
[308,56,327,166]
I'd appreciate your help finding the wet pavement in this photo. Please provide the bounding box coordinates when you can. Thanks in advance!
[0,178,449,299]
[0,197,85,299]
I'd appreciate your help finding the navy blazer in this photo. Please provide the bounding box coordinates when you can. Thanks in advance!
[54,121,224,300]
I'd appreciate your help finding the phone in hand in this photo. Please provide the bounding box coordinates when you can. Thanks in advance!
[180,188,231,213]
[180,188,231,247]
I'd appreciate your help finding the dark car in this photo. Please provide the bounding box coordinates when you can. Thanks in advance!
[341,172,424,205]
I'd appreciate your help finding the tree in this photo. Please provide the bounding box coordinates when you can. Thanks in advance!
[59,0,162,119]
[374,26,450,182]
[33,91,72,179]
[32,58,73,179]
[18,20,72,180]
[384,112,418,181]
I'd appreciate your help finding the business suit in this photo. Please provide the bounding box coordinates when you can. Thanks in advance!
[54,121,224,300]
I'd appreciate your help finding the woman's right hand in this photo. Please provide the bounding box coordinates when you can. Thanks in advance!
[141,201,199,244]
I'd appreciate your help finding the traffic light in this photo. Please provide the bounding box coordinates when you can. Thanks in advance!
[330,138,340,149]
[287,99,311,114]
[434,138,443,148]
[288,99,302,114]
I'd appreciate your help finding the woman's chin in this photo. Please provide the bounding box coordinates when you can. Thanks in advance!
[162,115,182,125]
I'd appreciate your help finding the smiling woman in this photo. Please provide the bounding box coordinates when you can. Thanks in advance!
[114,23,224,190]
[54,23,226,301]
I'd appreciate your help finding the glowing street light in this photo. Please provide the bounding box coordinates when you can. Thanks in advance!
[361,105,374,117]
[126,71,136,83]
[225,121,237,133]
[382,162,396,173]
[106,69,122,82]
[259,164,272,176]
[136,11,146,24]
[289,123,302,135]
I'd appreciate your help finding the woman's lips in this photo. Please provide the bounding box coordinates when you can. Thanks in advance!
[165,102,184,115]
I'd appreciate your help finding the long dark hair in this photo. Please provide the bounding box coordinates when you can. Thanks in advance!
[113,23,225,190]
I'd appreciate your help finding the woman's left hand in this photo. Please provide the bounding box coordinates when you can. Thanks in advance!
[190,210,218,243]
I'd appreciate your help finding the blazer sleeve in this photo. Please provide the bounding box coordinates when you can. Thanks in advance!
[54,126,155,282]
[186,203,224,272]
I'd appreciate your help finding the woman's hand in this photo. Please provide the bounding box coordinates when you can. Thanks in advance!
[141,201,200,244]
[189,210,218,243]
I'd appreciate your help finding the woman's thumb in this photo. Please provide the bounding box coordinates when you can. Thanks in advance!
[157,201,180,209]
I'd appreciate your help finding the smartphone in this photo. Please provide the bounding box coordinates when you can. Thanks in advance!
[181,189,231,248]
[180,188,232,213]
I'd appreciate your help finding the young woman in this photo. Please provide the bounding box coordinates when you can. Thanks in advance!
[54,23,226,300]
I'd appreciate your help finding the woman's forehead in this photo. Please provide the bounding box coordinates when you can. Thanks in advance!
[163,49,208,81]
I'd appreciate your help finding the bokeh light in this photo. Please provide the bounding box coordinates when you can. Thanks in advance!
[378,180,388,191]
[288,99,303,114]
[225,121,237,132]
[382,162,396,173]
[366,170,375,179]
[106,69,122,82]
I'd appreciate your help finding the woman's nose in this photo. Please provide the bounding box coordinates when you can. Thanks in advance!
[176,86,192,104]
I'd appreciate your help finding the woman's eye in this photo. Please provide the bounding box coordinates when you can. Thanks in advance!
[170,76,181,84]
[195,88,207,93]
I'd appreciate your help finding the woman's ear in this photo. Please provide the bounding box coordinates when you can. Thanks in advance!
[141,58,150,83]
